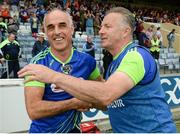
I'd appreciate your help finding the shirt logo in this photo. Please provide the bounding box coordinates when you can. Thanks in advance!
[161,78,180,105]
[108,99,125,109]
[61,64,72,74]
[50,83,64,93]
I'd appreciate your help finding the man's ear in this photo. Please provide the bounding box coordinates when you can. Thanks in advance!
[123,26,131,38]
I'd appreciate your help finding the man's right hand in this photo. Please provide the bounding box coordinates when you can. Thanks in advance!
[71,98,92,112]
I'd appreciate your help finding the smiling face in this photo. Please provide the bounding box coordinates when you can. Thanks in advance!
[44,9,74,53]
[99,13,128,50]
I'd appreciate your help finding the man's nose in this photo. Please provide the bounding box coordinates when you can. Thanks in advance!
[54,26,61,35]
[99,27,104,35]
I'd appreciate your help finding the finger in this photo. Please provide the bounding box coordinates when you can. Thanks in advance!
[18,71,29,78]
[18,70,36,78]
[18,66,30,76]
[18,71,28,77]
[17,68,26,76]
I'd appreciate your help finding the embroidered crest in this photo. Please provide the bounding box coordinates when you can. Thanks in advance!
[61,64,72,74]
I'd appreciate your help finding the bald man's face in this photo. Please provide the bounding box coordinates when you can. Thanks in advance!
[44,10,74,53]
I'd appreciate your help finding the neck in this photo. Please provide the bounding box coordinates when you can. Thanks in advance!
[109,37,133,57]
[51,46,72,63]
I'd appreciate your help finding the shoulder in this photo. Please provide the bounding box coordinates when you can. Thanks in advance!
[124,47,144,65]
[74,49,96,66]
[0,39,9,47]
[75,49,95,61]
[13,40,20,45]
[30,48,50,64]
[0,40,6,46]
[118,45,156,85]
[128,45,156,73]
[2,39,9,44]
[131,46,153,62]
[124,45,155,68]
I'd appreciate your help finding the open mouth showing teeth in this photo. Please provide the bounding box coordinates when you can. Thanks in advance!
[54,37,64,41]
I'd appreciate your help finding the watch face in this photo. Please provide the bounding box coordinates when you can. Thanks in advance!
[61,64,72,74]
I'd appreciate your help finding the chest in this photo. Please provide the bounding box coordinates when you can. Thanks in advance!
[43,58,92,80]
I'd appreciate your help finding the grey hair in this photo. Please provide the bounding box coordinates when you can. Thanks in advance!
[43,8,74,28]
[106,7,135,33]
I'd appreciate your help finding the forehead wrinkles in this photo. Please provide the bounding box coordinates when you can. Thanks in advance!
[45,11,71,27]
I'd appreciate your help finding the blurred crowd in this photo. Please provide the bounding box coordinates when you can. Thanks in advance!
[0,0,179,78]
[0,0,179,39]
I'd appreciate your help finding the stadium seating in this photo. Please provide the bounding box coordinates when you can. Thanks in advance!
[158,48,180,73]
[18,33,35,68]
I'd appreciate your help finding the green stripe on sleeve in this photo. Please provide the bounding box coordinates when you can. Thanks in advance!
[24,76,45,87]
[116,51,145,85]
[88,66,101,80]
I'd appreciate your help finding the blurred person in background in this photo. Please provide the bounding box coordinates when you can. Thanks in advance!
[7,17,19,37]
[85,10,95,36]
[0,33,20,78]
[32,32,49,57]
[155,27,163,48]
[0,16,7,41]
[145,25,154,41]
[0,52,5,64]
[167,29,176,48]
[94,12,102,36]
[83,36,96,58]
[150,34,160,60]
[138,25,150,48]
[19,6,29,23]
[102,49,113,78]
[30,13,40,38]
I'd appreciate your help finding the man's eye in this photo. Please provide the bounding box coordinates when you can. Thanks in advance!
[47,26,54,30]
[59,24,67,28]
[106,25,111,28]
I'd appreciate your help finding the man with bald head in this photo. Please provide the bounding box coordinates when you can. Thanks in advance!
[23,9,102,133]
[19,7,176,132]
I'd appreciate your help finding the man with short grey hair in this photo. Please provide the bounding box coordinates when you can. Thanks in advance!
[19,7,176,133]
[19,9,102,133]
